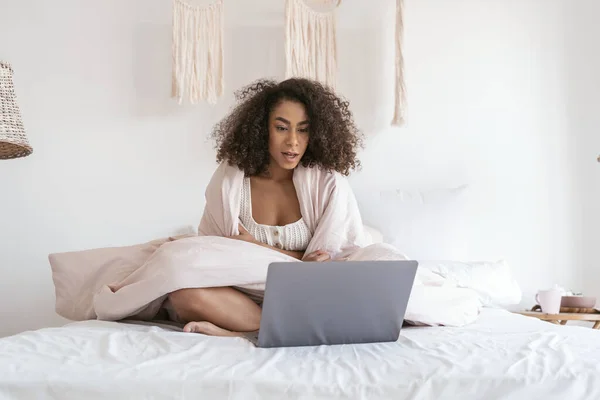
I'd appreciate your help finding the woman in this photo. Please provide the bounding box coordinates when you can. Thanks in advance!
[167,77,365,337]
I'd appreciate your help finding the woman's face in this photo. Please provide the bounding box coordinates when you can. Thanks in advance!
[268,99,310,171]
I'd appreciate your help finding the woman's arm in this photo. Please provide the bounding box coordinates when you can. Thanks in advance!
[228,224,303,259]
[253,241,304,260]
[229,225,329,261]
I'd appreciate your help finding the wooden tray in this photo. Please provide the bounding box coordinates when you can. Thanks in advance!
[531,305,599,314]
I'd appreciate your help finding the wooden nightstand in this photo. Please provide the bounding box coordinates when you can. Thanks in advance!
[515,310,600,329]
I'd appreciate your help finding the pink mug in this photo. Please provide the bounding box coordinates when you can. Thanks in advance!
[536,288,562,314]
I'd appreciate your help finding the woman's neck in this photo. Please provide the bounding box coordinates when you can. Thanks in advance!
[263,162,294,182]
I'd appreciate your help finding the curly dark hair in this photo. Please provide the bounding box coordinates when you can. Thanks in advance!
[212,78,363,177]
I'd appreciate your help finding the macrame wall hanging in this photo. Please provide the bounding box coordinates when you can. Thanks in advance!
[284,0,341,89]
[171,0,224,105]
[170,0,407,127]
[392,0,406,126]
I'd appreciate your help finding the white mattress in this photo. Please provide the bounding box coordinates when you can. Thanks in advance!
[1,309,600,399]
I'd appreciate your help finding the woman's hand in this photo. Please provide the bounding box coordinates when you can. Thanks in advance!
[303,250,331,262]
[229,224,305,260]
[229,224,257,244]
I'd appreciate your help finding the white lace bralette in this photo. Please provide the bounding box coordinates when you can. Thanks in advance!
[239,177,312,252]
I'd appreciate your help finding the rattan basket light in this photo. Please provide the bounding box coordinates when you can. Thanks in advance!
[0,61,32,159]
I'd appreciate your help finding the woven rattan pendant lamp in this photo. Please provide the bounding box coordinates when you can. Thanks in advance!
[0,61,32,159]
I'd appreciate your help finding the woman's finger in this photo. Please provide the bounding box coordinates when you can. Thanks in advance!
[304,251,317,259]
[308,254,327,262]
[317,254,331,262]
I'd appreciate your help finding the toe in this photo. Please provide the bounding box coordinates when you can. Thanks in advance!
[183,322,198,333]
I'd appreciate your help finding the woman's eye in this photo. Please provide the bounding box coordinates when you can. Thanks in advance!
[276,126,287,131]
[299,128,309,133]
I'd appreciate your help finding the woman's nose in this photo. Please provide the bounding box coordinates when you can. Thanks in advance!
[286,130,299,145]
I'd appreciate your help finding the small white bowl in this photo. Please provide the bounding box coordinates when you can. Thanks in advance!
[560,296,596,308]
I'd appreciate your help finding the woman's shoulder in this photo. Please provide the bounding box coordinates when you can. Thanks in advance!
[296,164,351,192]
[205,162,244,190]
[210,162,244,178]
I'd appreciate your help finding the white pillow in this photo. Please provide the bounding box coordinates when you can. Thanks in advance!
[355,185,471,259]
[405,285,482,327]
[417,260,522,307]
[363,224,383,244]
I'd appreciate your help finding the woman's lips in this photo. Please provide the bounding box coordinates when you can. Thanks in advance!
[282,151,299,161]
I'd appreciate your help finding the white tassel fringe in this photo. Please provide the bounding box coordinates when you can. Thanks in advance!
[171,0,224,105]
[285,0,339,88]
[392,0,406,126]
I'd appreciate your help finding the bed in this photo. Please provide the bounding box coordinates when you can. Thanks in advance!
[1,308,599,399]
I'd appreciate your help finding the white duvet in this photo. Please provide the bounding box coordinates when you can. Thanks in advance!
[2,309,600,400]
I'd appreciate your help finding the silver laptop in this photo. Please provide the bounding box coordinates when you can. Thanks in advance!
[246,260,418,348]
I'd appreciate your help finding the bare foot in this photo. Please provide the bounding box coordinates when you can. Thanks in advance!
[182,321,244,337]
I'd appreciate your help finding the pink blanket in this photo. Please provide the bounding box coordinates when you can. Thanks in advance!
[49,163,481,327]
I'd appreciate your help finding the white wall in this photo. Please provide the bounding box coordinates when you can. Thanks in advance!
[349,0,588,307]
[563,1,600,300]
[0,0,592,337]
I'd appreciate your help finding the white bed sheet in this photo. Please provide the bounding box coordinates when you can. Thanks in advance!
[1,309,600,400]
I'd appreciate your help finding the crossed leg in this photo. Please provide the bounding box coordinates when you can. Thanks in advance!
[167,287,261,337]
